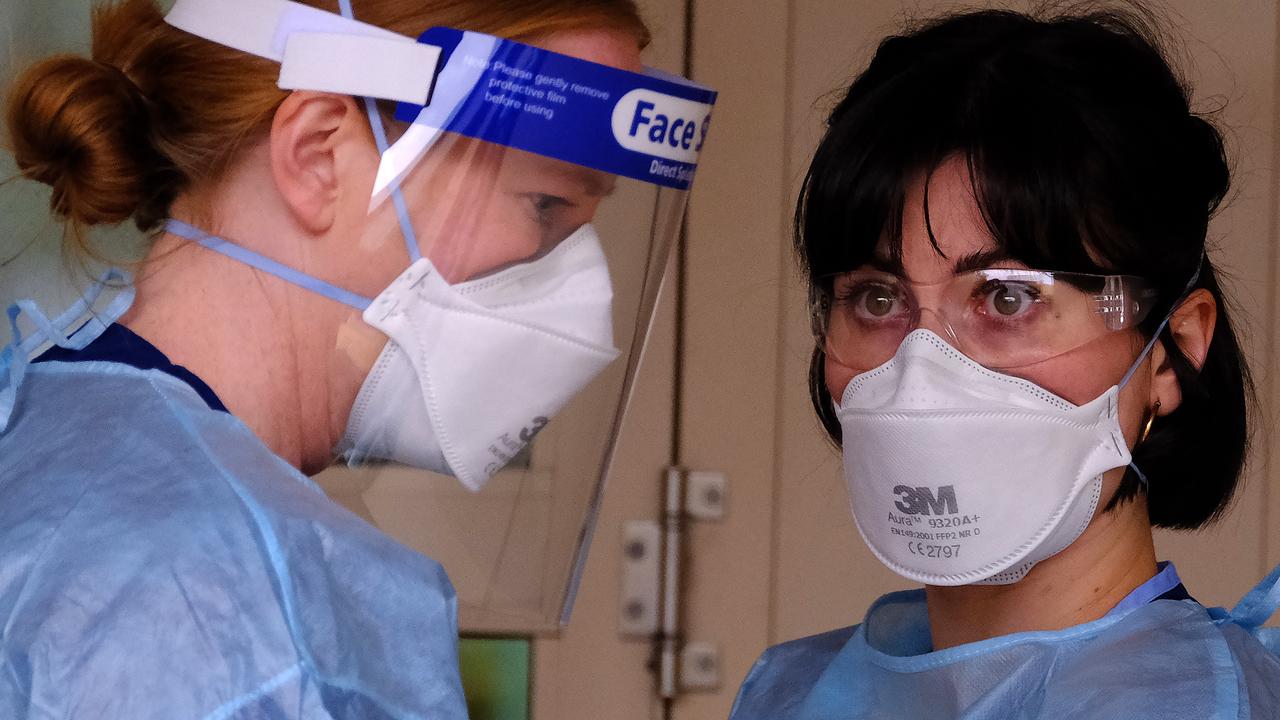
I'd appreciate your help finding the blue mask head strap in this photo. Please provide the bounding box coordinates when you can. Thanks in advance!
[339,0,422,264]
[163,220,374,311]
[1120,254,1205,390]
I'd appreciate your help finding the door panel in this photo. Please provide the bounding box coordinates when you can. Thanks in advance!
[672,0,791,717]
[530,0,687,717]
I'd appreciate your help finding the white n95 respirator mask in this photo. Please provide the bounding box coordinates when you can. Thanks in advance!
[835,329,1141,586]
[337,223,621,491]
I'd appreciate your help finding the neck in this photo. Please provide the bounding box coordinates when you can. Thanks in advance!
[113,141,390,474]
[925,486,1158,650]
[119,229,355,474]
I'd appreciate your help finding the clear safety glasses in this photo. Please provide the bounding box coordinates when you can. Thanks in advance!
[822,267,1159,371]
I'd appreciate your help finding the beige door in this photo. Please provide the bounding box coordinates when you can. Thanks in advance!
[486,1,1280,717]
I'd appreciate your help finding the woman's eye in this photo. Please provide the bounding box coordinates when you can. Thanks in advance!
[528,193,571,223]
[846,283,907,321]
[979,282,1040,319]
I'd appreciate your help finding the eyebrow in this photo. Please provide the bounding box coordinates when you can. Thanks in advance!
[860,247,1011,278]
[952,248,1013,274]
[562,165,617,198]
[864,254,904,275]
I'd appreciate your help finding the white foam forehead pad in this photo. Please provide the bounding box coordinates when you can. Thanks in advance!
[166,0,440,105]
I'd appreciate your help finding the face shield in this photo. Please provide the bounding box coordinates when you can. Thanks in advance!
[164,0,716,632]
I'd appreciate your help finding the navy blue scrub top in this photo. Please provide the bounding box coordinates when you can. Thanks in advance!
[34,322,228,413]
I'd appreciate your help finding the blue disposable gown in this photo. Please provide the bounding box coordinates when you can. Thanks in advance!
[0,356,469,718]
[731,571,1280,719]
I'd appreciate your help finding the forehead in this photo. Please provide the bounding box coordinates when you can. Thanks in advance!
[501,147,617,198]
[885,156,1002,280]
[528,28,645,73]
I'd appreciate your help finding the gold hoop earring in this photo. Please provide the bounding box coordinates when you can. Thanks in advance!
[1139,400,1162,444]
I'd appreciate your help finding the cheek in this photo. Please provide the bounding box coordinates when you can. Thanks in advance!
[1010,333,1140,406]
[433,196,546,280]
[560,198,603,241]
[825,356,859,407]
[327,188,416,298]
[1009,332,1150,468]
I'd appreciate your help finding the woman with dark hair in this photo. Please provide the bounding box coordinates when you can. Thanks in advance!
[731,7,1280,718]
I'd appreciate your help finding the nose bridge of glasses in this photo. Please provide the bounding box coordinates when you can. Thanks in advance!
[897,279,960,344]
[914,306,960,345]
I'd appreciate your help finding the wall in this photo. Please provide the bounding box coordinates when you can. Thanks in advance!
[0,0,145,331]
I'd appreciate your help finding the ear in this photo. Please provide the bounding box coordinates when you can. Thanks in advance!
[269,92,365,234]
[1148,288,1217,415]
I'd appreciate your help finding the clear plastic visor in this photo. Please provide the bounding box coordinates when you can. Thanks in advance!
[303,26,711,634]
[316,145,689,633]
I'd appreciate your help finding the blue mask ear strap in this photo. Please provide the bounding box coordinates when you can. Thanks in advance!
[1118,313,1176,389]
[338,0,423,264]
[1119,254,1205,390]
[1118,253,1205,489]
[1128,462,1150,489]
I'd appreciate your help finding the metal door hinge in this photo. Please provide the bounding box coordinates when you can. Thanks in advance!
[619,468,730,700]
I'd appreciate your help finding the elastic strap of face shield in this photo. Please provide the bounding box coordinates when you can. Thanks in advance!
[165,0,436,264]
[336,0,423,264]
